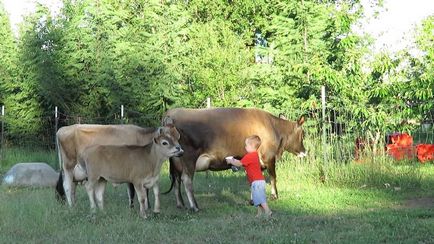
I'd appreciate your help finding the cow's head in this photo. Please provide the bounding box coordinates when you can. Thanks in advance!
[154,126,183,157]
[282,115,307,158]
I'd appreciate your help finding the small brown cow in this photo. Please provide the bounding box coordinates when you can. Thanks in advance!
[163,108,306,211]
[80,127,183,218]
[56,124,160,207]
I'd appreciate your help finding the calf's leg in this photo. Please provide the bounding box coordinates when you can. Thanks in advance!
[84,180,97,212]
[94,179,106,210]
[134,183,148,219]
[152,182,160,213]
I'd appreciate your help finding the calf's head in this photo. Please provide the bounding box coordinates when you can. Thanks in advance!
[154,126,183,157]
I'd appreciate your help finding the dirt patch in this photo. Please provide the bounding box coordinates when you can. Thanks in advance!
[401,197,434,209]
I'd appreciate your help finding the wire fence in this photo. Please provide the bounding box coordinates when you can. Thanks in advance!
[1,90,434,164]
[0,106,162,152]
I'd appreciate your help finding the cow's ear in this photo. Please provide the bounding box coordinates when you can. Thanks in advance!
[279,113,287,120]
[158,127,163,135]
[297,116,305,127]
[171,127,181,140]
[162,116,174,126]
[153,137,158,144]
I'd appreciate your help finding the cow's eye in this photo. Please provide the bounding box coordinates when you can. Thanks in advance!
[162,141,169,146]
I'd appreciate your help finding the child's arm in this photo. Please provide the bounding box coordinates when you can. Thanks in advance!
[226,157,243,167]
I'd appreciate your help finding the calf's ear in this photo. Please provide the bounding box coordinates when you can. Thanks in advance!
[297,116,305,126]
[279,113,287,120]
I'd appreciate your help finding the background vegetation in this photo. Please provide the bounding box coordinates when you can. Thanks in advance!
[0,0,433,144]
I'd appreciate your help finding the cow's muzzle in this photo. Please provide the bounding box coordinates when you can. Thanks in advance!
[174,148,184,157]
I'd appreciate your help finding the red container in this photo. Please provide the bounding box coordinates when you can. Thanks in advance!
[386,133,415,160]
[416,144,434,163]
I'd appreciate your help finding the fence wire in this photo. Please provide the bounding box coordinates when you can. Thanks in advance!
[1,102,433,164]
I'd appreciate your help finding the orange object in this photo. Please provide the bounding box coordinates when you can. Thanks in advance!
[386,133,415,160]
[386,144,415,160]
[388,133,413,147]
[416,144,434,163]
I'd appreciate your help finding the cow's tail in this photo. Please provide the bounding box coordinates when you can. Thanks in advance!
[55,133,66,203]
[162,158,176,195]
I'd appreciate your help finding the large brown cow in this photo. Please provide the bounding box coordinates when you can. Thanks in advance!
[55,124,160,207]
[163,108,306,211]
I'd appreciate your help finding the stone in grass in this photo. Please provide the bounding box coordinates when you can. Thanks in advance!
[2,162,59,187]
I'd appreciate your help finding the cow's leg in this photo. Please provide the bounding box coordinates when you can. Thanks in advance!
[134,183,148,219]
[267,158,278,200]
[152,182,160,213]
[170,158,185,208]
[84,180,97,212]
[94,179,106,210]
[63,168,76,207]
[127,183,135,208]
[174,172,184,208]
[181,172,199,212]
[71,181,77,204]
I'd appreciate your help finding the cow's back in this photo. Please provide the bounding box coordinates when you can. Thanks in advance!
[58,124,156,169]
[166,108,279,160]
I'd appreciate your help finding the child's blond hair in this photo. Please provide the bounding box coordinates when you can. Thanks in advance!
[245,135,261,150]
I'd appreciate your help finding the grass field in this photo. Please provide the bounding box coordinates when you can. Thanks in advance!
[1,149,434,243]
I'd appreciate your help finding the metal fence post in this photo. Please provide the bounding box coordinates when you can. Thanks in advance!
[1,105,4,161]
[121,105,124,124]
[205,98,211,178]
[321,86,327,182]
[54,106,58,135]
[54,106,59,169]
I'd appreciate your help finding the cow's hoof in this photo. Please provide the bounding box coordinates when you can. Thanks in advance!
[153,210,160,214]
[176,204,184,209]
[271,194,278,200]
[191,207,199,212]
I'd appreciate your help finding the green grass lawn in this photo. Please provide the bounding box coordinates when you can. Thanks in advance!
[1,151,434,243]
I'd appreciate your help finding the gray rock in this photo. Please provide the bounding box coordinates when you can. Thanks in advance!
[2,162,59,187]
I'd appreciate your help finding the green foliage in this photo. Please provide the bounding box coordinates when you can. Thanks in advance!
[402,16,434,119]
[1,0,432,143]
[2,4,49,137]
[0,3,17,109]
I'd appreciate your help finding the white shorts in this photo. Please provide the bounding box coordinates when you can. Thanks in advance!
[251,180,267,206]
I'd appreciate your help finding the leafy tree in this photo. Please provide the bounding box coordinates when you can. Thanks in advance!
[3,4,51,139]
[401,16,434,120]
[0,3,17,108]
[4,0,424,145]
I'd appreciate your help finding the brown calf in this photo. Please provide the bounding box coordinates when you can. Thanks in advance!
[81,126,183,218]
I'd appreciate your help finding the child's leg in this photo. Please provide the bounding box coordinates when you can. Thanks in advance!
[260,202,272,216]
[256,206,262,217]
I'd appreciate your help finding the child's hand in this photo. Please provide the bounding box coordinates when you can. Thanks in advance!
[225,156,234,164]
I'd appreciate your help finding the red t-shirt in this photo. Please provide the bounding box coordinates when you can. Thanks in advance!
[240,151,264,184]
